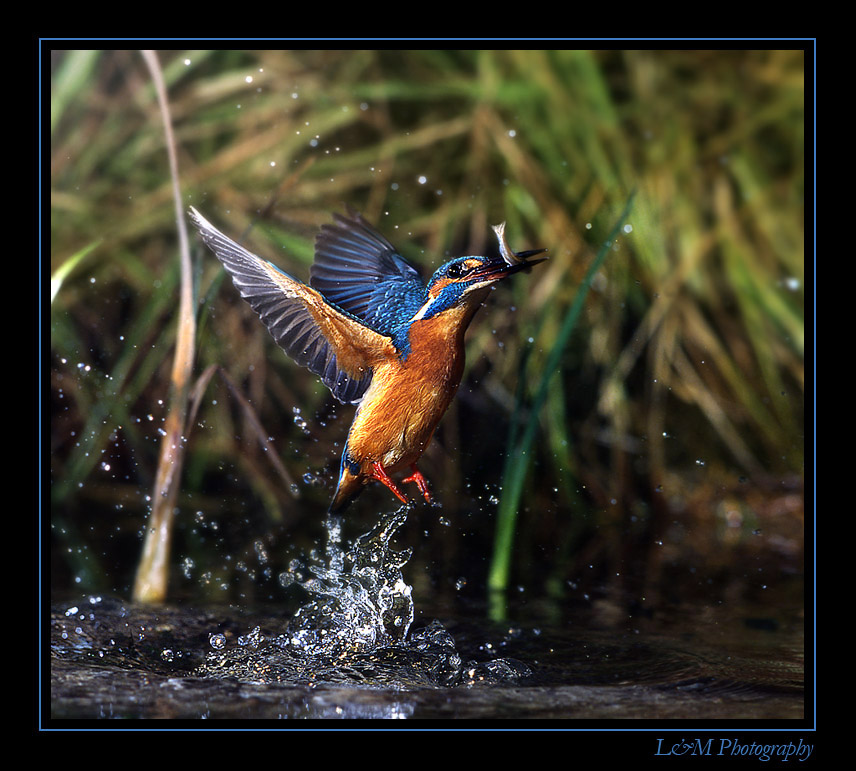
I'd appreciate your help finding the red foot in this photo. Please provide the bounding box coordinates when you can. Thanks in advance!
[402,465,432,504]
[371,462,409,505]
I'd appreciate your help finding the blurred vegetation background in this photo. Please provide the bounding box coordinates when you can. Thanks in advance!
[49,49,806,615]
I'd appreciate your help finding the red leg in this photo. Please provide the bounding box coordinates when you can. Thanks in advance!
[402,465,432,504]
[371,462,409,505]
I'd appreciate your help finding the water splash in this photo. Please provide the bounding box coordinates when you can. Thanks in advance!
[195,506,531,688]
[283,507,415,657]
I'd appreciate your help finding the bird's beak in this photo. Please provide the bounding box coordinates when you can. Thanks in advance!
[472,251,547,282]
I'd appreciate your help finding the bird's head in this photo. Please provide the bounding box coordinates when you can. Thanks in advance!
[411,251,546,324]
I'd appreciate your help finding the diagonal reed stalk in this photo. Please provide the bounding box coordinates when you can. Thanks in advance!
[488,193,635,612]
[132,51,196,603]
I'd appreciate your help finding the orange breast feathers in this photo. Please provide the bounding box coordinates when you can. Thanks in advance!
[345,309,472,474]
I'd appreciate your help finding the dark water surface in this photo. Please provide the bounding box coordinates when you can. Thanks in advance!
[49,591,804,721]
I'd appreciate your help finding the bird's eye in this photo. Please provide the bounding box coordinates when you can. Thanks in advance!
[447,263,471,279]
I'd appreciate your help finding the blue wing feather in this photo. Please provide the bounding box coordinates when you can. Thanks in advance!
[311,212,426,336]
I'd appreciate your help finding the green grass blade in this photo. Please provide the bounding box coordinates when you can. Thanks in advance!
[50,241,100,304]
[488,192,636,604]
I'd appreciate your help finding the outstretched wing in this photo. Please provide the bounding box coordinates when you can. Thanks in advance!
[190,208,396,405]
[311,211,426,335]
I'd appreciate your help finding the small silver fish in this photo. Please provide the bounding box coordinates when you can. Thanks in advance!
[492,221,547,266]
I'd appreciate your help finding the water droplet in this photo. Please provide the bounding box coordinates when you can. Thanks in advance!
[237,626,264,649]
[208,633,226,650]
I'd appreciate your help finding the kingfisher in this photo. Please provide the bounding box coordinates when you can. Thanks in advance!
[189,206,545,513]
